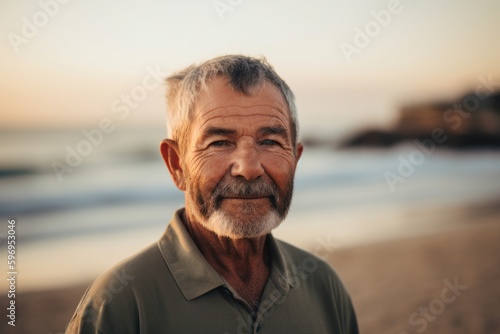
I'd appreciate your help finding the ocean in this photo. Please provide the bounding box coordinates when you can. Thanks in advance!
[1,128,500,291]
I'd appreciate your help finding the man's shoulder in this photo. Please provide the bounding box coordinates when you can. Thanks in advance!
[274,238,358,333]
[66,242,170,333]
[274,238,347,291]
[79,242,163,304]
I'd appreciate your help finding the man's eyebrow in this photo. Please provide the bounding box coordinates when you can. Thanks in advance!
[259,126,288,137]
[202,127,236,140]
[201,126,289,141]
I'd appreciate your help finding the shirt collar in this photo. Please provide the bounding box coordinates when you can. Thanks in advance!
[157,208,295,301]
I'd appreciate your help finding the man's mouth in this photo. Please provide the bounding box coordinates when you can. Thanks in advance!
[223,196,269,200]
[214,194,278,210]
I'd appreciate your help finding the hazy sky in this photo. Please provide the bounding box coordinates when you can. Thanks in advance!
[1,0,500,135]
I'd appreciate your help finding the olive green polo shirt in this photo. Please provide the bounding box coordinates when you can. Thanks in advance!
[66,209,358,334]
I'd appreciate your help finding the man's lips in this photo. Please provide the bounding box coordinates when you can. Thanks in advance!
[216,195,278,210]
[222,196,270,200]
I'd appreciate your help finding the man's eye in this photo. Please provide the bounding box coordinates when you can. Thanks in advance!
[261,139,279,146]
[210,140,229,147]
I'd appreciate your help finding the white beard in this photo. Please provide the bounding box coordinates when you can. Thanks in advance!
[196,208,283,239]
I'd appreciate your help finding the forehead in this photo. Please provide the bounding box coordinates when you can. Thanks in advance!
[192,77,290,129]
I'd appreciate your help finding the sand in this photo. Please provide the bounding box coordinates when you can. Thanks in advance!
[331,216,500,334]
[2,216,499,334]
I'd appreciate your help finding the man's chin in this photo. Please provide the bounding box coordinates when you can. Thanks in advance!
[201,210,283,239]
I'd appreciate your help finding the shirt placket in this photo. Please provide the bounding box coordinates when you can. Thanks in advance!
[252,272,290,333]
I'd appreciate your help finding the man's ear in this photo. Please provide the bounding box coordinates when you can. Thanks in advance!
[160,139,186,191]
[294,142,304,168]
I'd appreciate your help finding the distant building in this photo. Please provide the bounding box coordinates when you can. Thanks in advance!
[396,92,500,136]
[337,92,500,149]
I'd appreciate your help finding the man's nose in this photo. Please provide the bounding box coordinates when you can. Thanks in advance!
[230,143,264,181]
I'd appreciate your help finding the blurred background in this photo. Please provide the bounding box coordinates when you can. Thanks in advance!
[1,0,500,333]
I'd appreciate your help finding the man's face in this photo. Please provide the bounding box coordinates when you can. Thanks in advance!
[180,77,302,239]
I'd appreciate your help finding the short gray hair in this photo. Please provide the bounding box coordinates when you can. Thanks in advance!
[165,55,298,149]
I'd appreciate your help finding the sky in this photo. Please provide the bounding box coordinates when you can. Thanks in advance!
[1,0,500,136]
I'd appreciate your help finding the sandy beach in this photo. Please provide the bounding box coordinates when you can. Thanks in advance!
[2,212,499,334]
[333,215,500,334]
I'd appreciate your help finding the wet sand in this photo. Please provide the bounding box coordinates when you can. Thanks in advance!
[2,215,499,334]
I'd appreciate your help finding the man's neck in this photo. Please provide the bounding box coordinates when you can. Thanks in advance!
[181,210,271,310]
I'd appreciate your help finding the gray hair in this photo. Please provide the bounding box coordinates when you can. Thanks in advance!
[165,55,298,150]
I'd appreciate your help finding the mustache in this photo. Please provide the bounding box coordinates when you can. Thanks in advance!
[212,177,279,208]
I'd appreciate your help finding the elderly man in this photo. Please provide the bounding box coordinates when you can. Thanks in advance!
[66,55,358,333]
